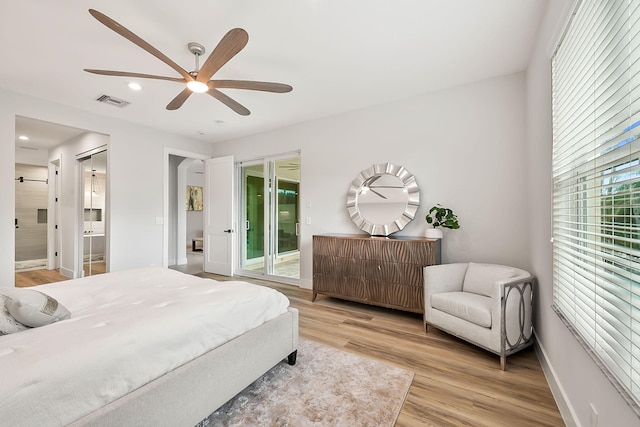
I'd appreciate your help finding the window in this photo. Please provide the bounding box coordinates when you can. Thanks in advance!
[552,0,640,412]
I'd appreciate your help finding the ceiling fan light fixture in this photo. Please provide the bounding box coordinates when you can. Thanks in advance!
[84,10,290,114]
[187,81,208,93]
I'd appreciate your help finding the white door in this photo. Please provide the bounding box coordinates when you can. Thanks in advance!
[204,156,234,275]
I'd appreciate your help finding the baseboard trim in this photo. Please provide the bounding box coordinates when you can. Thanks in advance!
[58,267,74,279]
[534,330,578,427]
[299,278,312,290]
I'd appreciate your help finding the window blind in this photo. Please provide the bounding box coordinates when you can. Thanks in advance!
[552,0,640,412]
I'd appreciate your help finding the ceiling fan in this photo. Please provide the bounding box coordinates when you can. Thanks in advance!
[84,9,292,116]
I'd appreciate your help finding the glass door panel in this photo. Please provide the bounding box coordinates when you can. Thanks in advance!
[238,155,300,281]
[276,180,298,253]
[273,158,300,279]
[240,163,265,273]
[246,175,265,259]
[80,149,107,276]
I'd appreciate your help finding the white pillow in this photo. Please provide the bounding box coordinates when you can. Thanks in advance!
[462,262,517,297]
[3,288,71,328]
[0,295,29,335]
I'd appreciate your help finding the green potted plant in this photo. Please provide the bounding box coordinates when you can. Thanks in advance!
[425,204,460,239]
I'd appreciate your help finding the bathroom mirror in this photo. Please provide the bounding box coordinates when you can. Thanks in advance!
[346,163,420,236]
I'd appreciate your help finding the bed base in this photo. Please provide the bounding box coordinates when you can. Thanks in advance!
[69,307,299,427]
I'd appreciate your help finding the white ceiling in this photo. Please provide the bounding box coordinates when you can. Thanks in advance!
[3,0,547,147]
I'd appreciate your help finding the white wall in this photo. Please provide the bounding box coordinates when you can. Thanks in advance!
[526,1,639,426]
[0,88,214,286]
[211,72,531,289]
[0,109,16,286]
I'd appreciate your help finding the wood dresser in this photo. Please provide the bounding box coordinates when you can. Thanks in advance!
[312,234,441,313]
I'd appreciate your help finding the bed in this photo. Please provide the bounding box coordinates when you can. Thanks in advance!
[0,267,299,427]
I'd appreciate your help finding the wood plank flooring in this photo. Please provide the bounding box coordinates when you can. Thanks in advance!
[14,263,105,287]
[14,268,69,287]
[15,269,564,426]
[198,273,564,427]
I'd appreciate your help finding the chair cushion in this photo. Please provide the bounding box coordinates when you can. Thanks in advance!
[463,262,517,297]
[431,291,492,328]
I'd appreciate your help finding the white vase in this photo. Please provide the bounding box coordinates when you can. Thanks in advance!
[425,228,443,239]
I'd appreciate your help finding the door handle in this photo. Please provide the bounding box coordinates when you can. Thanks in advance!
[223,229,233,233]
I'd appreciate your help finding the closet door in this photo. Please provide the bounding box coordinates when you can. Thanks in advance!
[78,149,107,277]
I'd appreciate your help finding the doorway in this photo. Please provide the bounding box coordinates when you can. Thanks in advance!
[238,154,300,281]
[168,155,205,275]
[15,116,109,286]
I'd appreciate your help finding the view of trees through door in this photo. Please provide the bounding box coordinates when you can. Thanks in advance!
[239,155,300,280]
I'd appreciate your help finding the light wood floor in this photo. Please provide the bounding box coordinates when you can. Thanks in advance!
[14,263,106,287]
[15,269,70,287]
[17,269,564,426]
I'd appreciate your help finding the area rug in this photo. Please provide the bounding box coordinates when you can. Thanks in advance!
[196,338,414,427]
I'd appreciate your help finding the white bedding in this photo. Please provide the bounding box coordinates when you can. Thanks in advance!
[0,267,290,426]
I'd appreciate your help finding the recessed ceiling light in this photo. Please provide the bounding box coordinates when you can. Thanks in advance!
[18,135,29,141]
[127,82,142,91]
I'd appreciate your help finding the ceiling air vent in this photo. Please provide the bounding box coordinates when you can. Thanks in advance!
[96,94,130,108]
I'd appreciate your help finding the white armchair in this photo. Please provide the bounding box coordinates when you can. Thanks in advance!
[423,262,534,370]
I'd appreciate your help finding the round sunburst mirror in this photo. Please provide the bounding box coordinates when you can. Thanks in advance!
[346,163,420,236]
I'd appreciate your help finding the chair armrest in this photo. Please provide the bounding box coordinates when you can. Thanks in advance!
[424,263,468,295]
[495,274,535,354]
[495,269,532,298]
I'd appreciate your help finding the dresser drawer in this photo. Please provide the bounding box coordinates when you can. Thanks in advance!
[312,234,440,312]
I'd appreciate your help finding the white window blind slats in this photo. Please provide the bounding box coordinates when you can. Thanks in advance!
[553,0,640,412]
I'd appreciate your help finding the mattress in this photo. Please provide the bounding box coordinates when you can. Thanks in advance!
[0,267,290,426]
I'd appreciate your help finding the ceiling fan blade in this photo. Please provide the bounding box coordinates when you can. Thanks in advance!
[196,28,249,83]
[166,88,193,110]
[89,9,193,81]
[208,89,250,116]
[210,80,292,93]
[84,69,185,83]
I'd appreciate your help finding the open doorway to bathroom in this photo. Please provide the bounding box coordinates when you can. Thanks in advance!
[14,116,109,286]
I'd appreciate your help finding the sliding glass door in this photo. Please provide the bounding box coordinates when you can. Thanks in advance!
[238,154,300,281]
